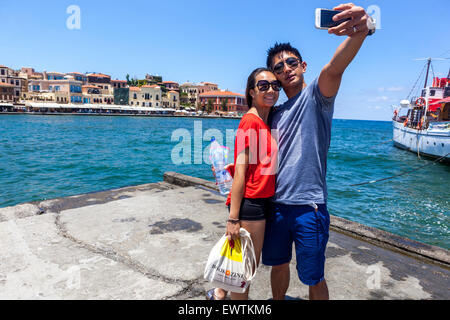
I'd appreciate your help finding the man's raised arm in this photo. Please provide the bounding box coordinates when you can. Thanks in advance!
[318,3,374,98]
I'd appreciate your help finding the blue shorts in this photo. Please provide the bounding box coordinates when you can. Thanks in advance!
[262,202,330,286]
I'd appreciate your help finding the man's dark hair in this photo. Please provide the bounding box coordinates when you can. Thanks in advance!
[266,42,303,69]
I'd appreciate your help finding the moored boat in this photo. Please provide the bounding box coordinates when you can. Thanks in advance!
[392,58,450,162]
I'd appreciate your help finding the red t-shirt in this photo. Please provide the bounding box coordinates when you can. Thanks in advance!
[226,113,278,206]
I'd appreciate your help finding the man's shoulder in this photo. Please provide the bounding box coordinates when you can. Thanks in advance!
[305,77,320,95]
[275,79,319,108]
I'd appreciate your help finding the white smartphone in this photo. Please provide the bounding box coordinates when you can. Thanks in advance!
[315,8,351,29]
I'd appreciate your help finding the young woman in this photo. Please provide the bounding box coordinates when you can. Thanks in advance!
[207,68,280,300]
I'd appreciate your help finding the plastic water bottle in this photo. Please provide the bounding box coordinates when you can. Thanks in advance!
[209,137,233,195]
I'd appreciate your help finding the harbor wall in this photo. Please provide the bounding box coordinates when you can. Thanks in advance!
[163,172,450,269]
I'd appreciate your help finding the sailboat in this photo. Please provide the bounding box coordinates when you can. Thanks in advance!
[392,58,450,162]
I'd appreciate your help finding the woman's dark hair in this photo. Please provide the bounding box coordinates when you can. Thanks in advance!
[266,42,302,69]
[245,67,273,109]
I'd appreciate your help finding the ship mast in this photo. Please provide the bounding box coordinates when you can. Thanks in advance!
[414,57,449,88]
[424,58,431,88]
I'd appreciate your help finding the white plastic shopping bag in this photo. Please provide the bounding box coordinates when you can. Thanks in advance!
[204,228,257,293]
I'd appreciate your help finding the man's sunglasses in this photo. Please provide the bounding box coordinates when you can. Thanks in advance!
[272,57,301,74]
[256,80,282,92]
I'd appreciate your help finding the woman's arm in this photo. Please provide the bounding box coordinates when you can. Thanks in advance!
[226,148,249,242]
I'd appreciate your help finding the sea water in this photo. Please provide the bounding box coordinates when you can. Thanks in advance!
[0,115,448,249]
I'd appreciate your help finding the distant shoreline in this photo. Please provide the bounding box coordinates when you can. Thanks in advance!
[0,111,242,120]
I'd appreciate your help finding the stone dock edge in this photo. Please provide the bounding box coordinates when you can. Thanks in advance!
[163,171,450,269]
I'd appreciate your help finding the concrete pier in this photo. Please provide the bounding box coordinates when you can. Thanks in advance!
[0,172,448,300]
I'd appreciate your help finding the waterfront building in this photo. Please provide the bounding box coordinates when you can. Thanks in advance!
[197,82,219,94]
[0,65,9,79]
[128,86,141,106]
[81,85,113,104]
[142,85,162,106]
[21,91,68,104]
[129,85,163,107]
[199,90,247,114]
[114,87,129,105]
[162,90,180,109]
[111,79,127,90]
[162,81,179,92]
[112,80,128,105]
[44,71,65,80]
[0,65,27,102]
[19,67,35,78]
[179,81,220,108]
[29,73,43,80]
[66,72,87,83]
[19,67,39,81]
[86,73,113,95]
[25,76,83,104]
[0,82,14,103]
[20,68,44,81]
[179,82,199,107]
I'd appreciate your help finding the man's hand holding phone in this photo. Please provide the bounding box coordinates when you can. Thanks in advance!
[327,3,371,37]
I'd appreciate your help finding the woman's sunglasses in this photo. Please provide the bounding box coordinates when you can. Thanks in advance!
[256,80,282,92]
[272,57,301,74]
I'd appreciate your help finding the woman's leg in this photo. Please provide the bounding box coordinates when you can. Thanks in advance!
[230,219,266,300]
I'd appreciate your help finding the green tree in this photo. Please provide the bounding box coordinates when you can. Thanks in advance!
[221,98,228,113]
[207,99,214,113]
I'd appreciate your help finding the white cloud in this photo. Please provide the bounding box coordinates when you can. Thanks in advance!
[368,95,389,102]
[378,86,405,92]
[386,86,405,92]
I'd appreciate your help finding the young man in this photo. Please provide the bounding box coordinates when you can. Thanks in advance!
[262,3,375,300]
[208,3,375,300]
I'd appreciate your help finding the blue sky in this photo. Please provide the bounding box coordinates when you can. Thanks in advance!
[1,0,449,120]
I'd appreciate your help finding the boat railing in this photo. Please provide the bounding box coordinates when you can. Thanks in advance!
[428,121,450,131]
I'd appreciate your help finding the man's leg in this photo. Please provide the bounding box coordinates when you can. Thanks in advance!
[262,203,293,300]
[309,279,329,300]
[271,263,290,300]
[292,204,330,300]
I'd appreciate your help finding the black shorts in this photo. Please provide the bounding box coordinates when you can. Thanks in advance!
[227,198,270,221]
